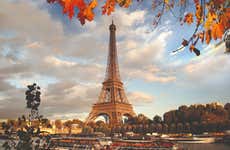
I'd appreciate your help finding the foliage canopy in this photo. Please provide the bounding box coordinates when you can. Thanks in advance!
[47,0,230,56]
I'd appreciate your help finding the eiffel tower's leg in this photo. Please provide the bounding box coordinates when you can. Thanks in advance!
[85,110,97,124]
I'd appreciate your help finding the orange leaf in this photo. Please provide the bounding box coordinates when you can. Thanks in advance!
[82,0,98,23]
[219,8,230,30]
[205,30,212,44]
[156,12,161,18]
[102,0,116,15]
[117,0,132,8]
[211,23,218,40]
[189,45,200,56]
[47,0,97,25]
[62,0,75,19]
[198,32,204,43]
[189,45,195,52]
[184,13,193,25]
[182,39,188,46]
[195,4,203,25]
[74,0,87,25]
[213,0,225,6]
[212,23,224,40]
[204,12,217,30]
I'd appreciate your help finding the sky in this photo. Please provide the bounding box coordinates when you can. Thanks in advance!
[0,0,229,121]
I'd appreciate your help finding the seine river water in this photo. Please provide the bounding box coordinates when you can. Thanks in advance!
[1,140,230,150]
[179,143,230,150]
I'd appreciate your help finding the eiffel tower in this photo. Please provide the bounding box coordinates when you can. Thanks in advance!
[86,21,136,125]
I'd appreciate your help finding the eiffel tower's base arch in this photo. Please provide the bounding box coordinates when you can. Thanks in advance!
[86,102,136,125]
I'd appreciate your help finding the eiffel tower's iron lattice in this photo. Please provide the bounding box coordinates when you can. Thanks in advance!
[86,21,136,125]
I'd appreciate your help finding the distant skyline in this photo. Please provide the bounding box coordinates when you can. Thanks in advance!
[0,0,229,120]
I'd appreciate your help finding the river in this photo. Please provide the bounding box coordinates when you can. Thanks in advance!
[179,143,230,150]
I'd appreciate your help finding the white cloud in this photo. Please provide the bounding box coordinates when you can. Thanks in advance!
[128,91,154,104]
[175,43,230,98]
[116,10,146,27]
[184,43,229,80]
[44,56,77,67]
[26,42,42,49]
[123,30,172,67]
[0,0,64,44]
[127,69,176,83]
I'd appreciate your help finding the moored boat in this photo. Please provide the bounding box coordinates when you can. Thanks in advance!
[111,139,179,150]
[164,137,216,144]
[48,137,180,150]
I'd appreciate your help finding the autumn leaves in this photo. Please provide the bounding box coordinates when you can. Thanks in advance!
[102,0,132,15]
[47,0,230,56]
[182,0,229,56]
[47,0,132,24]
[47,0,98,25]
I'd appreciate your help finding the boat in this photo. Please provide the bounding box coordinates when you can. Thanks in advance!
[111,139,179,150]
[49,137,100,149]
[164,137,215,144]
[48,137,180,150]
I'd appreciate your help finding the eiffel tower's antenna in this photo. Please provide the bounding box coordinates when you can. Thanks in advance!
[112,16,114,24]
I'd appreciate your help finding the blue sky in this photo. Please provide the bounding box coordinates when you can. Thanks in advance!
[0,0,229,120]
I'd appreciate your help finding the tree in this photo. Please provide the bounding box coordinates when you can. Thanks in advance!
[136,114,149,124]
[143,124,149,134]
[82,125,94,135]
[163,111,174,124]
[150,123,157,133]
[47,0,230,55]
[63,120,73,134]
[72,119,84,127]
[2,84,52,150]
[169,123,176,133]
[224,103,230,120]
[224,103,230,110]
[162,123,168,133]
[25,83,41,111]
[41,118,52,128]
[176,123,184,133]
[191,121,200,134]
[178,105,188,112]
[156,123,163,133]
[153,115,162,124]
[55,120,62,130]
[184,122,191,133]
